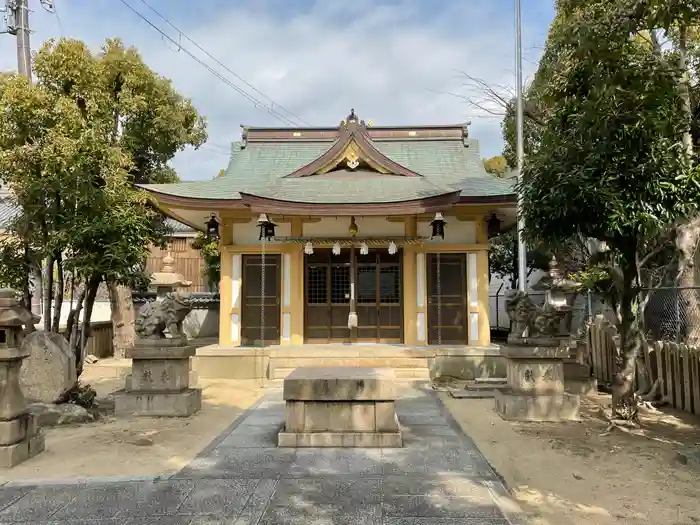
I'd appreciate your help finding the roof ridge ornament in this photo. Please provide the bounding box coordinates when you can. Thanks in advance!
[285,111,421,178]
[462,121,471,147]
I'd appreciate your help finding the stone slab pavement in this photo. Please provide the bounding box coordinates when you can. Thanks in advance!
[0,384,529,524]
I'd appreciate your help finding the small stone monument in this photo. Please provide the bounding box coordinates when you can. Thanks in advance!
[114,292,202,417]
[494,291,580,421]
[0,289,45,466]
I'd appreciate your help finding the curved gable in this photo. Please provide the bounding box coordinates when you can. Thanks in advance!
[284,110,421,178]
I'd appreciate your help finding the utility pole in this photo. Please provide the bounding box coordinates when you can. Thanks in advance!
[515,0,528,293]
[6,0,32,82]
[4,0,42,316]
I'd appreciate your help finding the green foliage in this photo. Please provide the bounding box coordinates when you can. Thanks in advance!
[518,1,700,256]
[0,37,207,350]
[192,232,220,290]
[482,155,509,177]
[66,382,97,409]
[488,229,552,288]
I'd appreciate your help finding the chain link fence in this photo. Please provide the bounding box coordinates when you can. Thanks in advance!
[491,285,700,345]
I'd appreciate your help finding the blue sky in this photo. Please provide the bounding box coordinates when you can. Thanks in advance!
[0,0,554,180]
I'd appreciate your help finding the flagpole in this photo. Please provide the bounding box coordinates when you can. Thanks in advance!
[515,0,528,292]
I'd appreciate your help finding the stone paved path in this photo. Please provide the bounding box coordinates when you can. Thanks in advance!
[0,385,526,524]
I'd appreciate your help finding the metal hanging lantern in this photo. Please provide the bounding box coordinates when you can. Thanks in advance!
[205,214,220,238]
[486,213,502,238]
[257,213,276,241]
[304,242,314,255]
[430,212,446,239]
[348,216,359,237]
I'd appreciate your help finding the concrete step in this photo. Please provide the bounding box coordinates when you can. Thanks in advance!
[271,366,431,381]
[270,357,430,370]
[564,361,592,379]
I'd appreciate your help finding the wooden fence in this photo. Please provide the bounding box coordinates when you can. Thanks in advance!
[587,314,700,416]
[83,321,114,358]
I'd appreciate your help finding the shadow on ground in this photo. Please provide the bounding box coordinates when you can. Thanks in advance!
[0,384,525,524]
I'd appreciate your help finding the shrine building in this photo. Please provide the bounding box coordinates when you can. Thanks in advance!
[140,110,517,377]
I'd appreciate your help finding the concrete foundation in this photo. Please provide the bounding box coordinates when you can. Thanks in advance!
[114,339,202,417]
[278,366,403,448]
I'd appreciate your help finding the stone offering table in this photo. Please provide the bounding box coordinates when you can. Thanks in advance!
[278,366,403,448]
[114,339,202,417]
[494,337,581,421]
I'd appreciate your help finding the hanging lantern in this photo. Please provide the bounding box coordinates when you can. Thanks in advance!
[257,213,277,241]
[359,242,369,255]
[348,216,359,237]
[332,242,341,255]
[486,213,502,238]
[430,212,446,239]
[205,214,220,238]
[304,242,314,255]
[388,241,397,255]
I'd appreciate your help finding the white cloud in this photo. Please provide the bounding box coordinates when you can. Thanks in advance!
[0,0,551,181]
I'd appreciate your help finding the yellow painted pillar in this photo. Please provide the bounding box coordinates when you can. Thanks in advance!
[473,215,491,345]
[402,246,417,345]
[290,219,304,345]
[218,220,234,346]
[476,249,491,345]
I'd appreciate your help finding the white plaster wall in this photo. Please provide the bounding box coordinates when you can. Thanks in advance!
[418,220,476,244]
[233,219,292,244]
[39,300,112,328]
[303,217,405,238]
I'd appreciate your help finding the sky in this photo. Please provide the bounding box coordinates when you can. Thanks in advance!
[0,0,555,181]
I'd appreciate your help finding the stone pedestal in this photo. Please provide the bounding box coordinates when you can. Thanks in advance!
[494,337,580,421]
[278,367,403,448]
[0,347,45,467]
[114,339,202,417]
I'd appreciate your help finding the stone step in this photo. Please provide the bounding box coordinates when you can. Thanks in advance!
[271,367,431,381]
[565,377,598,396]
[563,361,592,379]
[270,357,430,370]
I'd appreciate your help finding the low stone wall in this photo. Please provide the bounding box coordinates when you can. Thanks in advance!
[428,346,506,379]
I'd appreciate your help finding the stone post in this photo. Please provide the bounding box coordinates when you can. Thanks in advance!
[0,289,45,466]
[114,292,202,417]
[496,291,581,421]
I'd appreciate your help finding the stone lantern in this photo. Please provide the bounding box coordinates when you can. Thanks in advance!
[0,289,45,467]
[150,252,192,300]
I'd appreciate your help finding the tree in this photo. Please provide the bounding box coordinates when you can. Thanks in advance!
[488,229,551,289]
[518,0,700,417]
[0,37,206,370]
[191,232,220,291]
[482,155,509,177]
[55,38,207,357]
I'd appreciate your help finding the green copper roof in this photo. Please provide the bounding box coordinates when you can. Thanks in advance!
[141,138,514,203]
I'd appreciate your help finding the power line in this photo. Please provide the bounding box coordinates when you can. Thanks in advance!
[117,0,302,127]
[138,0,311,127]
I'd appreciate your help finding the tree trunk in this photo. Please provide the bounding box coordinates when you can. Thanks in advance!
[675,24,700,344]
[43,254,54,332]
[612,265,640,420]
[78,275,101,377]
[51,253,64,333]
[108,281,134,358]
